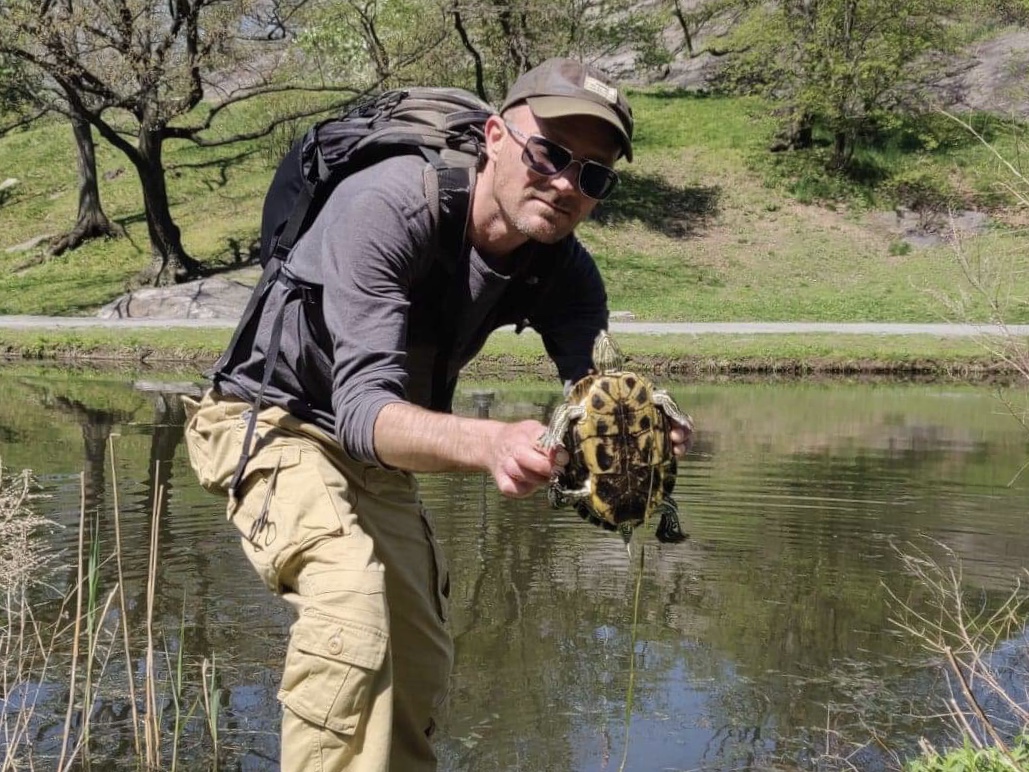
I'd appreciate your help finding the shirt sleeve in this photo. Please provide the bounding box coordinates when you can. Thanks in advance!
[299,160,435,464]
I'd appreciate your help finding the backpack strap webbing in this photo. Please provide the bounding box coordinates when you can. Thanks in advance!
[428,163,476,411]
[225,267,315,505]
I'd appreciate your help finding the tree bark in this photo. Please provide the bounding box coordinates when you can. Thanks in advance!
[49,113,125,256]
[132,127,202,286]
[831,130,853,169]
[453,9,488,101]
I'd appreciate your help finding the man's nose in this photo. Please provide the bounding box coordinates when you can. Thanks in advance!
[550,160,583,195]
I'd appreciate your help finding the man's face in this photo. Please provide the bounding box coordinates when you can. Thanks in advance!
[489,104,622,245]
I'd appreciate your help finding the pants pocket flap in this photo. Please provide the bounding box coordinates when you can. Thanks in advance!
[279,610,388,735]
[248,444,302,473]
[293,611,387,671]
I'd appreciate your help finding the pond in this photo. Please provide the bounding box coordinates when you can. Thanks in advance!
[1,364,1027,771]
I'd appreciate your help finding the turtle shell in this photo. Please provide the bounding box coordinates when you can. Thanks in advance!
[556,369,677,533]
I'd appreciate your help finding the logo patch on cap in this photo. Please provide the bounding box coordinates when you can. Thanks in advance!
[583,75,618,104]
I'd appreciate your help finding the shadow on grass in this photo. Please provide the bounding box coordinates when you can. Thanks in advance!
[593,170,721,239]
[170,147,260,173]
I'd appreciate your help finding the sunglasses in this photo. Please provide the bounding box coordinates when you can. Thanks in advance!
[504,122,619,201]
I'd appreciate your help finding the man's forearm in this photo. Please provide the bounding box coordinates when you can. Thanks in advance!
[373,401,504,473]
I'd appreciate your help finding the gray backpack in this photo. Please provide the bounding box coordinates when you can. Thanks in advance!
[259,87,494,265]
[215,87,495,500]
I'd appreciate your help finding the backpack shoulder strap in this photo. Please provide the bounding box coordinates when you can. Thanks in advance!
[213,256,318,502]
[424,163,476,411]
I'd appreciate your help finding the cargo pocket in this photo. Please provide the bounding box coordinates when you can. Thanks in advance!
[182,392,250,495]
[182,394,217,491]
[278,610,388,735]
[419,506,451,623]
[231,445,303,589]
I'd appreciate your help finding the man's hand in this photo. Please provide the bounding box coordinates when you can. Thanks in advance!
[374,404,567,497]
[489,419,567,498]
[670,419,693,458]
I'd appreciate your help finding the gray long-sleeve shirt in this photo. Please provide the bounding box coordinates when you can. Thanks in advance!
[216,154,608,465]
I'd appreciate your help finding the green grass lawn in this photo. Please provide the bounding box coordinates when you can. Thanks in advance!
[0,89,1026,328]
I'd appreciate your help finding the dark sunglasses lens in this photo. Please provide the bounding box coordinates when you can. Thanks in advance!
[580,163,618,200]
[522,133,617,200]
[523,136,572,176]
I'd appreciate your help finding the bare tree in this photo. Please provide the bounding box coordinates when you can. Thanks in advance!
[0,0,356,286]
[446,0,669,103]
[300,0,668,106]
[2,48,123,254]
[669,0,743,59]
[49,109,126,256]
[295,0,452,90]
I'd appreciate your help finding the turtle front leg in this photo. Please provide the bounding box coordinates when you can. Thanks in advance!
[654,498,688,544]
[548,481,590,510]
[652,389,693,434]
[538,402,585,450]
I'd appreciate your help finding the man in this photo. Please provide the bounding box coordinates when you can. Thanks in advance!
[184,57,691,771]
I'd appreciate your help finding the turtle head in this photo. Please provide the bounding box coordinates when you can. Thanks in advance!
[591,330,624,373]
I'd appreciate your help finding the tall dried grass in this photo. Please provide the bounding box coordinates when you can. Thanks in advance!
[0,447,223,770]
[887,541,1029,771]
[0,460,61,770]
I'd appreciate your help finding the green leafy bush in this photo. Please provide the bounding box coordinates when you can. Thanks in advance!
[906,735,1029,771]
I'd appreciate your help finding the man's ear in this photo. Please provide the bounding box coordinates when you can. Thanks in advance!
[484,114,506,161]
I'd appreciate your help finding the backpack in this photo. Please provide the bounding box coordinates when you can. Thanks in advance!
[214,87,496,501]
[260,87,494,266]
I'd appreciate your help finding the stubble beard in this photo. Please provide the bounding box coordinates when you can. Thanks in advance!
[508,195,578,245]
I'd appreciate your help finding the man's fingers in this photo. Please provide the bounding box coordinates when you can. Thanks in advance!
[670,423,693,457]
[553,447,569,468]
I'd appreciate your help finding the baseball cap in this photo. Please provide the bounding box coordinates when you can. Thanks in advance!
[500,58,634,162]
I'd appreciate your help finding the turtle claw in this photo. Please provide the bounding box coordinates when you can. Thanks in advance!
[655,500,688,544]
[619,523,634,548]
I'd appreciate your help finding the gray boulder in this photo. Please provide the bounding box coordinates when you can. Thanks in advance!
[98,274,255,320]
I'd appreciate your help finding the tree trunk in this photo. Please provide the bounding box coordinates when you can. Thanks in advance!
[672,2,696,57]
[453,9,488,101]
[493,0,531,74]
[49,114,125,256]
[769,111,813,152]
[132,127,202,286]
[831,130,853,169]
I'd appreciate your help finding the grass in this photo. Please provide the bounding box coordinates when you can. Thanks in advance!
[906,737,1029,772]
[1,90,1027,331]
[0,325,1018,378]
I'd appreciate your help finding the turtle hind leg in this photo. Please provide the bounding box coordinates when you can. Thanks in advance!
[655,499,688,544]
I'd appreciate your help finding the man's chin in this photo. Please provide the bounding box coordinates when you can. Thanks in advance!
[516,211,574,244]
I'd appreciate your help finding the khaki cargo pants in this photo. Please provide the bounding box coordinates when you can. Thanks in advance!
[183,390,453,772]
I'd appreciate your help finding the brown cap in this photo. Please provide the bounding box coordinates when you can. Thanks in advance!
[500,58,634,162]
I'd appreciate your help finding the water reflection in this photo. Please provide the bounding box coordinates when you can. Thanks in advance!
[0,366,1027,770]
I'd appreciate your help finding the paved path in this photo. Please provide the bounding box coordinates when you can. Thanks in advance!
[608,322,1029,337]
[0,315,1027,337]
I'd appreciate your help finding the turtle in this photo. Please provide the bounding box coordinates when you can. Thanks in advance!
[538,330,693,545]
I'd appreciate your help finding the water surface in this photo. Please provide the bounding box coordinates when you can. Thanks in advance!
[1,367,1027,770]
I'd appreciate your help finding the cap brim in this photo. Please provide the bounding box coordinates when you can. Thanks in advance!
[527,96,633,162]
